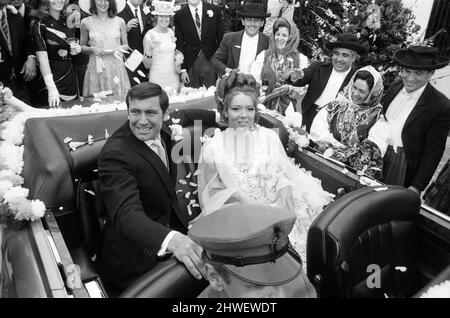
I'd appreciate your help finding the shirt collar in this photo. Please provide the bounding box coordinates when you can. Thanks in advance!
[331,66,352,77]
[189,2,203,12]
[19,4,25,16]
[127,1,139,12]
[400,84,427,99]
[243,30,259,40]
[144,135,162,147]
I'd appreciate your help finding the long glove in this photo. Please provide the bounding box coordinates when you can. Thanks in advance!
[43,74,60,107]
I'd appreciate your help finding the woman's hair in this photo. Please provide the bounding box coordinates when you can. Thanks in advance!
[273,18,291,36]
[353,70,375,92]
[201,252,231,285]
[90,0,117,17]
[29,0,52,19]
[215,70,261,124]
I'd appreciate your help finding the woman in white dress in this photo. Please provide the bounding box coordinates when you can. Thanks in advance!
[195,71,333,263]
[143,1,181,93]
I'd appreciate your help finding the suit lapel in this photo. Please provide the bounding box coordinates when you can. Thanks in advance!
[256,32,266,56]
[320,64,333,92]
[200,4,208,41]
[403,84,431,128]
[232,31,243,67]
[125,123,176,200]
[383,81,403,113]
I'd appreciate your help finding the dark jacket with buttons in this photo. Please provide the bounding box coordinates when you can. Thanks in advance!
[98,109,216,290]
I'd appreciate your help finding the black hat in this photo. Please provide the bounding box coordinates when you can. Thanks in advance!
[393,46,450,71]
[189,204,301,286]
[325,32,368,55]
[238,2,271,19]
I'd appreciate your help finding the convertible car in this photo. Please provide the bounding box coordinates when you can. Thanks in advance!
[1,97,449,298]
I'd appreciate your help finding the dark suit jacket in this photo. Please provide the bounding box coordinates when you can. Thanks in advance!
[118,4,153,54]
[0,9,32,87]
[98,109,215,289]
[292,61,356,116]
[210,30,269,77]
[174,2,224,71]
[382,81,450,191]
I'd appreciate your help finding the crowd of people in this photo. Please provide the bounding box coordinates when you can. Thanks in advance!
[1,0,450,297]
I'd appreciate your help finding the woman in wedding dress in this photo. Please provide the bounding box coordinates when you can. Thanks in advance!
[143,1,181,93]
[195,71,333,263]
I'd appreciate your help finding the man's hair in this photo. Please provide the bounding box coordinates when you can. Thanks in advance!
[201,252,231,284]
[126,82,169,112]
[354,70,375,91]
[89,0,117,17]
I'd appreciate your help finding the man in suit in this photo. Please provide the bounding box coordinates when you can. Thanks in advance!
[118,0,153,86]
[174,0,224,88]
[210,1,270,77]
[0,0,36,104]
[382,46,450,196]
[286,33,367,131]
[98,82,217,293]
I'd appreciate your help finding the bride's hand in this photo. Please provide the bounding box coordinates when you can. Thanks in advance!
[279,187,295,213]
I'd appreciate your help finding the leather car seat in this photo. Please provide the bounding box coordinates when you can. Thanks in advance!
[307,185,421,298]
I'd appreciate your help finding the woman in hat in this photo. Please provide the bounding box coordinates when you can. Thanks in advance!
[250,17,308,115]
[196,70,332,263]
[79,0,131,101]
[310,66,389,180]
[30,0,82,107]
[143,0,181,93]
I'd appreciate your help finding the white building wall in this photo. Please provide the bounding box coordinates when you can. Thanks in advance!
[401,0,435,40]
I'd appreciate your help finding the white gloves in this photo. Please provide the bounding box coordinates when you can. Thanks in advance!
[43,74,60,107]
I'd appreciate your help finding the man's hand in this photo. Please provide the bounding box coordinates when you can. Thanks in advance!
[272,84,291,96]
[224,67,233,75]
[167,232,205,280]
[408,186,420,196]
[126,18,139,32]
[180,70,190,84]
[21,58,37,81]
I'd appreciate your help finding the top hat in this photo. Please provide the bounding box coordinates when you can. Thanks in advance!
[189,204,301,286]
[79,0,126,14]
[238,2,271,19]
[151,0,179,16]
[325,32,368,55]
[393,46,450,71]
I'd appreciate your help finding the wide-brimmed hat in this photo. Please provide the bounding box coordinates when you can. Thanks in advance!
[238,2,271,19]
[393,46,450,70]
[189,204,301,286]
[79,0,126,14]
[325,32,368,55]
[151,0,178,16]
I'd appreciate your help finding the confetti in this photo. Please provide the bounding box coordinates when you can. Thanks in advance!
[178,179,187,185]
[171,118,180,124]
[105,129,110,139]
[189,182,197,187]
[64,137,72,143]
[184,191,191,199]
[193,190,198,195]
[186,172,192,179]
[137,70,146,77]
[193,169,201,176]
[176,189,183,193]
[187,205,192,216]
[133,77,141,84]
[87,134,94,145]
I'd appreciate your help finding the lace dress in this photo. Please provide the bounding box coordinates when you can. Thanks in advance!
[82,16,130,101]
[197,126,333,263]
[144,28,180,92]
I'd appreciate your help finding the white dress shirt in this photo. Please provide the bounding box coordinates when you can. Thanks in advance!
[385,85,426,149]
[238,32,259,74]
[127,0,144,31]
[18,4,25,17]
[188,1,203,29]
[315,68,352,107]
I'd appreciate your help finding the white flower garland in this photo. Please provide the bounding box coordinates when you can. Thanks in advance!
[0,86,214,222]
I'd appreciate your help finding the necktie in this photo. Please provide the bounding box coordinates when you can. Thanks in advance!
[195,8,201,29]
[0,10,12,55]
[150,139,168,169]
[135,8,142,32]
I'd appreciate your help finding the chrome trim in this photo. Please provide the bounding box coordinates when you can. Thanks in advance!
[420,204,450,230]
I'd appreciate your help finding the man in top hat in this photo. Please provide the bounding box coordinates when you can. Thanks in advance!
[174,0,224,89]
[282,33,367,131]
[118,0,153,86]
[210,1,270,77]
[189,204,316,298]
[382,46,450,195]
